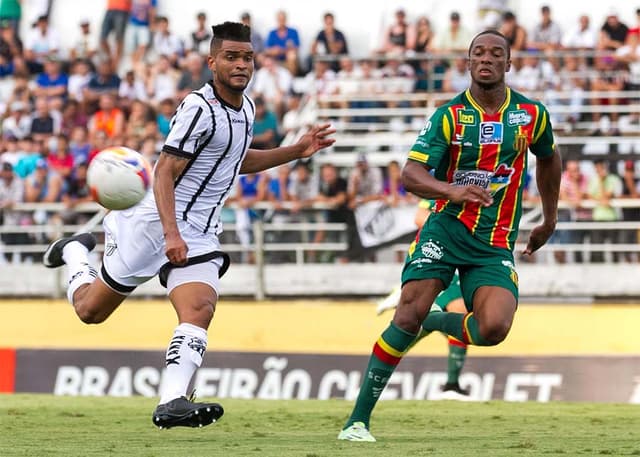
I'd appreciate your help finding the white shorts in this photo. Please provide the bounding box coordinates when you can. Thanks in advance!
[100,205,224,295]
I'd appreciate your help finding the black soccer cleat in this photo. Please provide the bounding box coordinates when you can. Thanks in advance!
[43,233,97,268]
[442,382,470,396]
[152,396,224,429]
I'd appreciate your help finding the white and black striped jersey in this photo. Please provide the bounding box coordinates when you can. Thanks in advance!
[149,82,254,234]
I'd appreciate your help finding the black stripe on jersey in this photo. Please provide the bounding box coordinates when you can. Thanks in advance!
[174,91,216,188]
[205,106,251,234]
[182,102,233,222]
[243,94,255,116]
[178,106,203,151]
[169,100,186,131]
[162,144,192,159]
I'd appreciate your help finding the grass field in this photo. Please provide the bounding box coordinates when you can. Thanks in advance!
[1,395,639,457]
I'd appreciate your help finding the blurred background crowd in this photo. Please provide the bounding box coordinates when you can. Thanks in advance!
[0,0,639,265]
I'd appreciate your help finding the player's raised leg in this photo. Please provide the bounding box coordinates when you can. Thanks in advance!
[152,266,224,429]
[43,233,127,323]
[421,285,517,347]
[339,278,442,441]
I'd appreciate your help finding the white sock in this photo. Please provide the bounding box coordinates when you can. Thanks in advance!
[62,241,97,304]
[159,323,208,405]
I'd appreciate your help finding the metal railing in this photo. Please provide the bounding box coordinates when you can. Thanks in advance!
[2,200,639,262]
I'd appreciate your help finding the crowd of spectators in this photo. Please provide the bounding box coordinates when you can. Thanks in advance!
[0,2,639,264]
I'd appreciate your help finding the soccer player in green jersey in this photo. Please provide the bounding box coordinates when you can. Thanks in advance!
[338,30,561,442]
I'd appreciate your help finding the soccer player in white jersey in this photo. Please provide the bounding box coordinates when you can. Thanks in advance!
[42,21,335,428]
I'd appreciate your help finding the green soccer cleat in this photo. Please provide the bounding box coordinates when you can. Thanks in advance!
[337,422,376,442]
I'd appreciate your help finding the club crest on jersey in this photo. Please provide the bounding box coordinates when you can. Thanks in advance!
[489,163,515,194]
[513,133,529,154]
[507,110,532,126]
[457,109,476,125]
[479,122,503,144]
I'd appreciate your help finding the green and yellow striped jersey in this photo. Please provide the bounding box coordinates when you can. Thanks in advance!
[407,87,555,250]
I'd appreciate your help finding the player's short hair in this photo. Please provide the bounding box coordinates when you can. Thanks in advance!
[210,21,251,54]
[469,30,510,59]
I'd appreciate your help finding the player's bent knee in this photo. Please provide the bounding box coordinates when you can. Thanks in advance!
[72,281,125,324]
[479,318,512,345]
[170,283,218,329]
[74,302,109,324]
[392,304,423,334]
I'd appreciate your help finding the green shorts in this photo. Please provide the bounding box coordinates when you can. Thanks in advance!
[401,213,519,310]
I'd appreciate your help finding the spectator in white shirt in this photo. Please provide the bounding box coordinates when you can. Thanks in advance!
[67,59,92,103]
[562,15,596,50]
[146,54,178,107]
[250,55,293,119]
[70,18,98,62]
[25,15,59,72]
[2,101,31,140]
[152,16,182,67]
[119,69,148,105]
[433,11,473,53]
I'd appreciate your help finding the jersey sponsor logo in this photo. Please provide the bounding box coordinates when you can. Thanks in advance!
[453,169,492,189]
[231,118,246,124]
[507,110,532,126]
[452,133,464,145]
[479,122,503,144]
[410,257,436,266]
[453,163,515,195]
[489,163,515,194]
[457,109,476,125]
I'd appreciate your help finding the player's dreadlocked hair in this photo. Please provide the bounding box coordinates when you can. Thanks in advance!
[468,30,511,59]
[210,21,251,54]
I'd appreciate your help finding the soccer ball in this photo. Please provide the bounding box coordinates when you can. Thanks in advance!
[88,147,152,210]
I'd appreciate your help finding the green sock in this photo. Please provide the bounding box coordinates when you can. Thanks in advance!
[422,312,494,346]
[407,328,430,351]
[345,322,416,429]
[446,337,468,384]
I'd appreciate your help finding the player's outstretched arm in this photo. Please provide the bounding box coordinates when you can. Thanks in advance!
[524,147,561,255]
[240,124,336,174]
